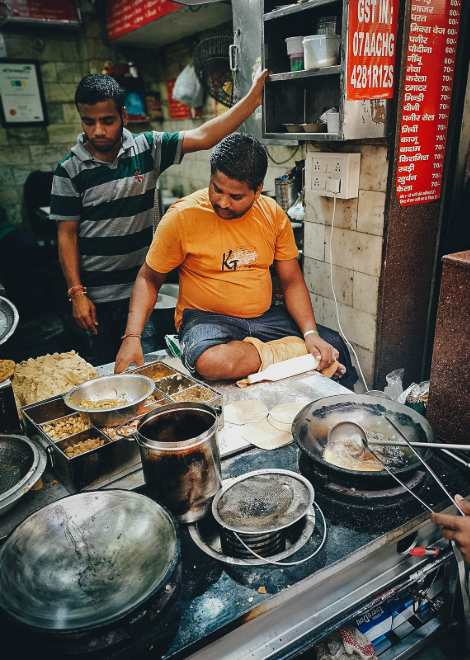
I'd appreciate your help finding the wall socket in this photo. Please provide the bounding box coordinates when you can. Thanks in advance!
[308,153,361,199]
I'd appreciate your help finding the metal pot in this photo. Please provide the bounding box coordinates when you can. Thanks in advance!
[293,394,434,489]
[136,402,222,524]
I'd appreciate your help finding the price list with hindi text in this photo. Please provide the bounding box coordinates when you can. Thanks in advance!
[396,0,462,207]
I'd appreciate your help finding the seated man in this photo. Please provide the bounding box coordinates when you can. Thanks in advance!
[115,134,356,385]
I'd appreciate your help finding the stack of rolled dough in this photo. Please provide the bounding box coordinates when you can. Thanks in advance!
[223,398,309,450]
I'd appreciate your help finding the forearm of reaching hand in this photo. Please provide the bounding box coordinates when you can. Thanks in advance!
[275,259,317,335]
[114,264,167,373]
[275,258,341,371]
[124,263,167,336]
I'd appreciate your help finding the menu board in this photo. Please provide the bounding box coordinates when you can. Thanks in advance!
[107,0,180,41]
[396,0,462,207]
[2,0,80,24]
[346,0,399,100]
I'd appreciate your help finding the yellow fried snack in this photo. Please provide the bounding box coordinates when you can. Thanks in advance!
[0,359,15,383]
[13,351,96,405]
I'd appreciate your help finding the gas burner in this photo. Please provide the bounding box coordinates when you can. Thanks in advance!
[188,507,317,566]
[298,453,431,531]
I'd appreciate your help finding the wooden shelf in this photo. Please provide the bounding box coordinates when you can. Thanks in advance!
[269,65,341,82]
[264,0,338,22]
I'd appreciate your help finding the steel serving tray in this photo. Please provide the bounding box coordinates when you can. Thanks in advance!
[21,360,223,492]
[130,360,224,428]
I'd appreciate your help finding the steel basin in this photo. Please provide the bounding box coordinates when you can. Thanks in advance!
[63,374,155,427]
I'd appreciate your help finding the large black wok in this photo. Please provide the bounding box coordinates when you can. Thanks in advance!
[0,490,181,656]
[293,394,434,489]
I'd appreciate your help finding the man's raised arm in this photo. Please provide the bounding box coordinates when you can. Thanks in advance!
[181,69,268,153]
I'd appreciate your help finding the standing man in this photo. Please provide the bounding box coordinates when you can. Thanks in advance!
[50,71,267,364]
[115,134,356,385]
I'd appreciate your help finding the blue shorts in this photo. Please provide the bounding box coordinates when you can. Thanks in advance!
[178,306,357,387]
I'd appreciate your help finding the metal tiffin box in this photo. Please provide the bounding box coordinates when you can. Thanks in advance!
[130,361,224,429]
[21,396,141,493]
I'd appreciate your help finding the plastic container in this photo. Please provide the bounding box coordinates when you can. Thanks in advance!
[285,36,304,55]
[303,34,340,69]
[289,53,304,71]
[316,16,337,35]
[326,111,340,134]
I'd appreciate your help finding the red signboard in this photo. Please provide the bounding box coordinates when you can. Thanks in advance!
[396,0,462,207]
[346,0,399,100]
[106,0,180,41]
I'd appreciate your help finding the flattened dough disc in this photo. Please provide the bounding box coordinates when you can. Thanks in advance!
[224,399,268,425]
[241,419,292,450]
[269,400,310,426]
[267,416,291,432]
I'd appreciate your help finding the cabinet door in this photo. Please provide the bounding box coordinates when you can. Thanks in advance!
[231,0,263,139]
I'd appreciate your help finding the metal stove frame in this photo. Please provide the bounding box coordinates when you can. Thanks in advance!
[184,508,460,659]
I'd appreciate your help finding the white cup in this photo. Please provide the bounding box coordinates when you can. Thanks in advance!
[326,111,340,134]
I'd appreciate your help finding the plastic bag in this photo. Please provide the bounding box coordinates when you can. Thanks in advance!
[287,194,305,221]
[173,65,204,108]
[399,380,429,413]
[383,368,404,401]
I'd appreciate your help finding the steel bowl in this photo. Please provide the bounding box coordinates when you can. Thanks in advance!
[63,374,155,427]
[0,491,179,631]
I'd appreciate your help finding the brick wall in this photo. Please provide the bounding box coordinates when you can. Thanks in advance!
[0,18,117,226]
[303,143,388,386]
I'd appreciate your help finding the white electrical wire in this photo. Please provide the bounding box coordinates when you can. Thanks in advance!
[329,194,369,391]
[232,500,327,567]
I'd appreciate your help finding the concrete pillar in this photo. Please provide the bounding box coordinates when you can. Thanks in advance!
[427,251,470,443]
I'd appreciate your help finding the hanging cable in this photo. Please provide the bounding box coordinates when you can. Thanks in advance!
[329,194,369,391]
[266,145,300,165]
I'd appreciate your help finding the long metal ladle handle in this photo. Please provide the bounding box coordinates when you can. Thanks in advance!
[365,439,470,452]
[384,415,464,517]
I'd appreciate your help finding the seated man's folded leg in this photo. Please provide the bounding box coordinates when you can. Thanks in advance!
[179,311,258,380]
[243,336,307,371]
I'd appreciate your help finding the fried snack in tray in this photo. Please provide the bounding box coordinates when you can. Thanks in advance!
[103,418,140,440]
[13,351,96,406]
[171,385,215,403]
[0,359,15,383]
[157,374,193,396]
[140,363,176,380]
[79,398,127,410]
[42,413,90,441]
[63,436,105,458]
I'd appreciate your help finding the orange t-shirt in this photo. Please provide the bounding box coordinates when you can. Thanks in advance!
[146,189,298,330]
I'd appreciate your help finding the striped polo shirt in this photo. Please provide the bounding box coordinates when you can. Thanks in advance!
[50,128,183,303]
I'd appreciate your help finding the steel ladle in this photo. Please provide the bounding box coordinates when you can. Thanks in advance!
[327,421,470,453]
[327,419,465,516]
